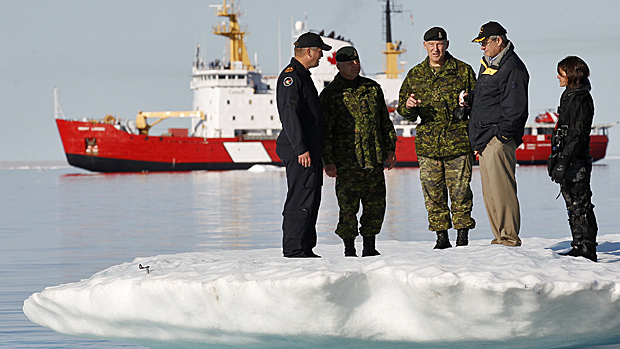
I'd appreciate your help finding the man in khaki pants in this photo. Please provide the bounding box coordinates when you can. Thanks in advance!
[465,21,529,246]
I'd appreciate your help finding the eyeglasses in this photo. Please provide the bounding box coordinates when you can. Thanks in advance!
[479,38,497,47]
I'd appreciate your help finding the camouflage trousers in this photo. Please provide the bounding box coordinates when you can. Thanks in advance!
[334,166,386,239]
[418,154,475,232]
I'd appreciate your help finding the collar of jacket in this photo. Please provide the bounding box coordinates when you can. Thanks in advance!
[332,73,375,88]
[561,79,592,103]
[290,57,311,77]
[480,41,514,75]
[423,52,457,75]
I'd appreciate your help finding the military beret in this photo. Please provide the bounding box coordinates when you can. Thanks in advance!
[335,46,359,62]
[424,27,447,41]
[472,21,507,43]
[294,32,332,51]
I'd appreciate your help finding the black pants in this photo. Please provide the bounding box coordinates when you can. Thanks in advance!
[561,164,598,247]
[277,146,322,257]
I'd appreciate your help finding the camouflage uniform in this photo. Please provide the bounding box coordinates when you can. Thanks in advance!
[320,73,397,239]
[397,52,476,232]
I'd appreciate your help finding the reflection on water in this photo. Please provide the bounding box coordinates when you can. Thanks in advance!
[1,160,617,348]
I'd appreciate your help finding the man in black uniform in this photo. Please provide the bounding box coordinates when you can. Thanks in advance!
[276,32,331,258]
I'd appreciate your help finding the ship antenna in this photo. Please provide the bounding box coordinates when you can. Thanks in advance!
[385,0,392,44]
[54,87,65,120]
[382,0,406,79]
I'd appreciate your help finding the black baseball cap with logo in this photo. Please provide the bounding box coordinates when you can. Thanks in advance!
[472,21,507,43]
[294,32,332,51]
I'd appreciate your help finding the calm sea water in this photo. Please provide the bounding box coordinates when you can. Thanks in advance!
[2,159,620,348]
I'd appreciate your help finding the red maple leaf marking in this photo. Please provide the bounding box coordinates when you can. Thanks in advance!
[327,51,337,65]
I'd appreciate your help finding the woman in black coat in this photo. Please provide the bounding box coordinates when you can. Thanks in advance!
[548,56,598,262]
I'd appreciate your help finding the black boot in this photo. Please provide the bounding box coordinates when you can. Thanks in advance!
[362,236,380,257]
[560,243,597,262]
[343,238,357,257]
[456,229,469,246]
[559,246,581,257]
[578,243,597,262]
[434,230,452,249]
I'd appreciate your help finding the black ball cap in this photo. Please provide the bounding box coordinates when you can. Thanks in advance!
[424,27,447,41]
[472,21,507,42]
[294,32,332,51]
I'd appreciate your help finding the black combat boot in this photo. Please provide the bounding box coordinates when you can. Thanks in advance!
[456,229,469,246]
[559,246,581,257]
[434,230,452,249]
[560,243,597,262]
[343,238,357,257]
[578,243,597,262]
[361,236,380,257]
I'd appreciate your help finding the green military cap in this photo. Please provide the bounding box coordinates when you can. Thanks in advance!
[424,27,447,41]
[335,46,359,62]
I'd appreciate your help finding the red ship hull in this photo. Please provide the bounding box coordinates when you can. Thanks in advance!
[57,119,609,173]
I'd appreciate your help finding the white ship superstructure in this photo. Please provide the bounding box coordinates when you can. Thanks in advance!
[190,59,280,138]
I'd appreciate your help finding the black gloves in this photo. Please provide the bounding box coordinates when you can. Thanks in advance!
[549,157,568,184]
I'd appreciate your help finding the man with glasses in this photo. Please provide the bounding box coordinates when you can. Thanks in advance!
[320,46,397,257]
[398,27,477,249]
[276,32,331,258]
[465,21,529,246]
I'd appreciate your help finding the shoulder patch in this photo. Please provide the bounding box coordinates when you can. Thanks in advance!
[283,76,294,87]
[284,67,294,73]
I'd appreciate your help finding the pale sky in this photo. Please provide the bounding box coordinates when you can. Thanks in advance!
[1,0,619,162]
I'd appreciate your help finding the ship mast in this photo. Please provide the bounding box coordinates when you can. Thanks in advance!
[382,0,405,79]
[211,0,254,70]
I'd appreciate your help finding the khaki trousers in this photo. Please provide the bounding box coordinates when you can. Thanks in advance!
[479,137,522,246]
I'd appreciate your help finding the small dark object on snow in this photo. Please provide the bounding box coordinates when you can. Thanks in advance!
[139,264,150,274]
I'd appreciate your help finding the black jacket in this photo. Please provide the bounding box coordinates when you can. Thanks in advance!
[469,42,529,151]
[554,81,595,167]
[276,58,324,160]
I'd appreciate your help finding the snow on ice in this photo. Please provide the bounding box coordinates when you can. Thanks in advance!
[23,235,620,346]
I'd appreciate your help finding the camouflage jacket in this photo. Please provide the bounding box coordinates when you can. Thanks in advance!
[320,73,397,169]
[397,52,476,159]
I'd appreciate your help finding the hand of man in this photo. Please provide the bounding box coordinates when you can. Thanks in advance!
[459,91,468,107]
[405,93,421,109]
[386,151,396,170]
[298,151,311,167]
[324,164,337,178]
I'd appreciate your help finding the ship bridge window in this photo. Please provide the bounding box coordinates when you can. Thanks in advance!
[270,100,273,104]
[232,115,236,121]
[227,100,230,104]
[537,128,553,135]
[251,116,254,121]
[237,75,244,79]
